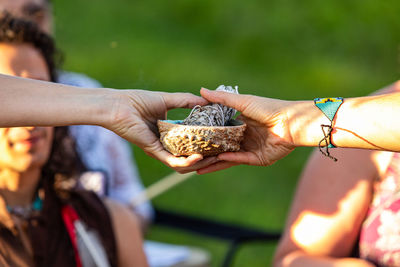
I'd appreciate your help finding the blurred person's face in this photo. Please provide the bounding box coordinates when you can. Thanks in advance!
[0,0,52,34]
[0,43,53,172]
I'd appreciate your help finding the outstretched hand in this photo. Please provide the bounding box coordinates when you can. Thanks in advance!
[106,89,218,173]
[197,88,296,174]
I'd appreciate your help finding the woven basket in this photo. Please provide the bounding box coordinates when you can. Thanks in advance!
[158,119,246,156]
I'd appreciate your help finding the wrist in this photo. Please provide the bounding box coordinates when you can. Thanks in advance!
[285,100,330,147]
[92,88,125,129]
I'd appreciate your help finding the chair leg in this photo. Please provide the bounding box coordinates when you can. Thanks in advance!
[222,240,241,267]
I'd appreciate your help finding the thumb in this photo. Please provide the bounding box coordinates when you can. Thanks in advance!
[200,88,251,112]
[160,92,208,110]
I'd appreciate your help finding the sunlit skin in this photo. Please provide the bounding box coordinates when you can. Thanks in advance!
[197,85,400,174]
[290,180,370,252]
[0,43,53,207]
[272,148,378,267]
[273,82,400,267]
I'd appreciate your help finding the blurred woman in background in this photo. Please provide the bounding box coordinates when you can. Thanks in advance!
[0,13,147,266]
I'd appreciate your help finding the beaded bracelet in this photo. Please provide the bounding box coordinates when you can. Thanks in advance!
[313,97,344,161]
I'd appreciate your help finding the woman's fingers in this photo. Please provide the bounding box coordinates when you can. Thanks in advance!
[162,152,204,168]
[217,151,261,165]
[197,161,240,174]
[174,156,220,174]
[151,149,221,173]
[160,92,208,110]
[200,88,252,112]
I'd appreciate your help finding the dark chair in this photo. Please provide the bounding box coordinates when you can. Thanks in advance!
[153,208,282,267]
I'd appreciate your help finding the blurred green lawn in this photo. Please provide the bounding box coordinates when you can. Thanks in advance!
[53,0,400,266]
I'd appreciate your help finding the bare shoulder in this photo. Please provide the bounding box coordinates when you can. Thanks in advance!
[103,198,148,267]
[103,198,139,227]
[274,148,379,265]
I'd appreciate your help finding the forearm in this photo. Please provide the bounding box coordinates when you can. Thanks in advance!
[287,93,400,151]
[0,74,112,127]
[275,252,375,267]
[333,93,400,151]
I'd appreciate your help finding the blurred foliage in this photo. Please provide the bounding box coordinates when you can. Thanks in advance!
[53,0,400,266]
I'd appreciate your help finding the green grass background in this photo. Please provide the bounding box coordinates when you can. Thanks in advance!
[52,0,400,266]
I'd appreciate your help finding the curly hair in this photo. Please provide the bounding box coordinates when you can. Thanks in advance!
[42,126,86,196]
[0,12,60,81]
[0,13,85,194]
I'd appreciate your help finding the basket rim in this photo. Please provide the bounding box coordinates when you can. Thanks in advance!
[157,119,246,129]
